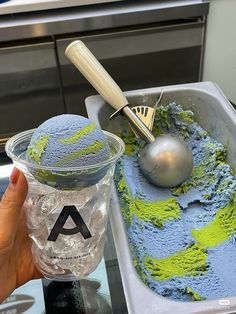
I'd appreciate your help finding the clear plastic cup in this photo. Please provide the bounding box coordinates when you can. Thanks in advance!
[6,129,125,281]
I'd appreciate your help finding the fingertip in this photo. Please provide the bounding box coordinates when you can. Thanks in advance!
[9,167,28,192]
[3,168,28,207]
[10,167,21,185]
[0,169,28,249]
[17,170,28,194]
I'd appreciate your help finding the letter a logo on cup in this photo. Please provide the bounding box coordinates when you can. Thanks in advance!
[47,205,92,242]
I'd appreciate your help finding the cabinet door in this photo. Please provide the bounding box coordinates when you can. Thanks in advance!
[57,20,204,116]
[0,42,64,138]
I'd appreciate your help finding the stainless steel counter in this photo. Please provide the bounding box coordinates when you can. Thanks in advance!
[0,0,124,15]
[0,0,209,42]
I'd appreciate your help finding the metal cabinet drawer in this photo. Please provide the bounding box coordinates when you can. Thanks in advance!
[57,20,204,116]
[0,42,64,138]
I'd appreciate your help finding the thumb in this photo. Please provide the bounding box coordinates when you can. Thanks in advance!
[0,168,28,249]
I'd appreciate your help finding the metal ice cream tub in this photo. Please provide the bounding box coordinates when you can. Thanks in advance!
[85,82,236,314]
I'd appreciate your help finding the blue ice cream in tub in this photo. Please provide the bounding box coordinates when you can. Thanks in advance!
[113,101,236,302]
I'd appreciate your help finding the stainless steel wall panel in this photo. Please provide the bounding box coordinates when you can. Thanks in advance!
[57,22,204,116]
[0,1,209,42]
[0,42,64,137]
[0,0,209,150]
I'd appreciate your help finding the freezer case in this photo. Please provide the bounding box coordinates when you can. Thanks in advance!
[85,82,236,314]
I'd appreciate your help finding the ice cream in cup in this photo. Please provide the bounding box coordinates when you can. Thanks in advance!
[5,114,125,281]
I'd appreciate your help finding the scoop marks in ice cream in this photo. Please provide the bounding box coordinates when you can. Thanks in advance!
[27,114,110,168]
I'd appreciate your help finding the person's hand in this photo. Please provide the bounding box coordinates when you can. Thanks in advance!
[0,168,42,303]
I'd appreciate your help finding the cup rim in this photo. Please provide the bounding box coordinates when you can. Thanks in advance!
[5,128,125,172]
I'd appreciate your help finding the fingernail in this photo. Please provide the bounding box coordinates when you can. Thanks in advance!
[10,167,20,185]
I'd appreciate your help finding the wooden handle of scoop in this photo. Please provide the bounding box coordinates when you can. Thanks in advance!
[65,40,129,112]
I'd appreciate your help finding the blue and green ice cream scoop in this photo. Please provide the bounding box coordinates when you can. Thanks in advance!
[26,114,110,189]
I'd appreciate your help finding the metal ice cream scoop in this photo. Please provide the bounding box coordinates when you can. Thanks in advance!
[65,40,193,187]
